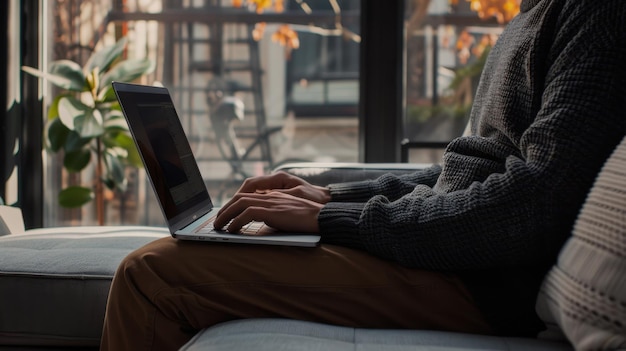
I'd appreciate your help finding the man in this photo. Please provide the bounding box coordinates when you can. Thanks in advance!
[101,0,626,349]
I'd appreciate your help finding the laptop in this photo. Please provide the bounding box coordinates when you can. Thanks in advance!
[112,81,320,247]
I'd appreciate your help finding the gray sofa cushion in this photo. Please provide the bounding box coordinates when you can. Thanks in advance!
[181,319,572,351]
[0,226,168,347]
[536,136,626,349]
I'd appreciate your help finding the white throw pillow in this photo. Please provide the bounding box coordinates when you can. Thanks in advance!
[536,137,626,350]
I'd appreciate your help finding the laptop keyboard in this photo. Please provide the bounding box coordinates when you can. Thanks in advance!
[194,216,267,236]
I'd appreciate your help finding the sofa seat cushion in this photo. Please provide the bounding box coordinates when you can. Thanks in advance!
[0,226,168,347]
[181,319,573,351]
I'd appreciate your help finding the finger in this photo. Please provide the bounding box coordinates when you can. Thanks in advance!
[215,194,248,228]
[223,198,282,234]
[214,194,271,229]
[225,206,270,233]
[235,176,268,194]
[217,190,267,215]
[269,186,319,203]
[217,187,287,218]
[236,172,285,193]
[216,194,240,218]
[237,171,303,194]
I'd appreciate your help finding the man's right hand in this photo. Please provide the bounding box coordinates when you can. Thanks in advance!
[229,171,331,205]
[214,191,323,234]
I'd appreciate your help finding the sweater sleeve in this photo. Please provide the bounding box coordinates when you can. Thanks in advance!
[327,164,442,203]
[318,1,626,271]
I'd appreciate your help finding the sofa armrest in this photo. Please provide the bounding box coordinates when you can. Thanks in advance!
[273,162,432,186]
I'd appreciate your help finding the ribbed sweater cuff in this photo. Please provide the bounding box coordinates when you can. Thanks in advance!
[318,202,365,243]
[328,181,373,202]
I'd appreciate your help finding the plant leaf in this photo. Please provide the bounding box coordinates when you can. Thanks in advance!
[58,186,94,208]
[102,127,142,168]
[74,108,104,138]
[64,131,91,153]
[48,60,87,91]
[63,148,91,172]
[57,96,87,130]
[104,149,127,192]
[103,178,116,191]
[113,133,142,168]
[99,58,154,92]
[98,85,119,102]
[86,37,128,74]
[22,63,86,92]
[103,112,129,133]
[58,96,105,138]
[47,118,70,152]
[46,94,67,121]
[86,68,99,97]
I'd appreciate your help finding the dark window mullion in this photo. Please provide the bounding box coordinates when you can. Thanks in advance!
[0,0,9,202]
[359,0,404,162]
[19,0,44,228]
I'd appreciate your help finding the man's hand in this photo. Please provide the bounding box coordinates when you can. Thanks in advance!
[230,171,331,204]
[214,191,323,233]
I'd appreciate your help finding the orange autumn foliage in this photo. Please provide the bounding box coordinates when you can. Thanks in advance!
[448,0,519,63]
[450,0,520,24]
[271,24,300,50]
[233,0,297,54]
[233,0,284,14]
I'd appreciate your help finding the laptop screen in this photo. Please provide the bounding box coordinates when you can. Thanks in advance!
[113,82,213,228]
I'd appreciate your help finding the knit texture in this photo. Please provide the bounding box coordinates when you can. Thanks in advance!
[536,136,626,349]
[318,0,626,336]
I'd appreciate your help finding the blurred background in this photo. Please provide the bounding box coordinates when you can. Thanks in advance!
[1,0,518,227]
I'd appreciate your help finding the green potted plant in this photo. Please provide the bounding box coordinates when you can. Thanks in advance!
[22,37,154,225]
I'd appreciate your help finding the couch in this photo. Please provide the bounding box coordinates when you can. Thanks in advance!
[1,136,625,350]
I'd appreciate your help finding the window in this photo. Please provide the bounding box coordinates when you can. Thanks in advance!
[402,0,514,163]
[37,0,361,226]
[286,0,360,116]
[9,0,516,228]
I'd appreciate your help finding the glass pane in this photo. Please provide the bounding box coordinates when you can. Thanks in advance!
[402,0,516,163]
[42,0,360,226]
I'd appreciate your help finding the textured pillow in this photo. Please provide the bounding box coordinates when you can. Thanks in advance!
[536,137,626,349]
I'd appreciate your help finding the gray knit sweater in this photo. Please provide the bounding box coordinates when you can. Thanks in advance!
[318,0,626,335]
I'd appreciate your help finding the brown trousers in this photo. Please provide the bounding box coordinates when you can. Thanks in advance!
[100,237,492,351]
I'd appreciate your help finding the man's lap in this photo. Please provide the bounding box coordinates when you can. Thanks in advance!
[117,237,493,333]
